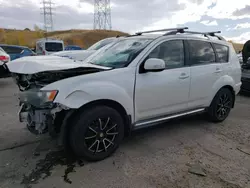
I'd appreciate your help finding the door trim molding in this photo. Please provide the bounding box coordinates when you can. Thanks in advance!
[133,108,205,130]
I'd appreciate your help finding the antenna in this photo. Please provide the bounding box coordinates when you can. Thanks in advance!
[94,0,112,30]
[41,0,54,32]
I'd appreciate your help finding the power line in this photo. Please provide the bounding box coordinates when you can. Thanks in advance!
[94,0,112,30]
[41,0,54,32]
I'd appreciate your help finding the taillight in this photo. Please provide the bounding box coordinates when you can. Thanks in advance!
[0,55,9,63]
[43,51,45,55]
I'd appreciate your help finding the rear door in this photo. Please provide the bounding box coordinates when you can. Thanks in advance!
[186,40,223,109]
[213,43,230,75]
[22,48,35,57]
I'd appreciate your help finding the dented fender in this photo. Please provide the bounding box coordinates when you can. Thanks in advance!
[41,68,136,121]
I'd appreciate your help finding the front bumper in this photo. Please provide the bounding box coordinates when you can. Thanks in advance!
[18,102,54,134]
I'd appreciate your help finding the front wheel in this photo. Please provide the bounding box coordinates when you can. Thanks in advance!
[69,106,124,161]
[207,88,234,122]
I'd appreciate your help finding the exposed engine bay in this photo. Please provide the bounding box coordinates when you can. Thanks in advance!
[13,67,103,91]
[13,67,105,135]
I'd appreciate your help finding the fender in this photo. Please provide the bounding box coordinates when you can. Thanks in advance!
[41,68,136,120]
[59,81,133,113]
[208,75,236,103]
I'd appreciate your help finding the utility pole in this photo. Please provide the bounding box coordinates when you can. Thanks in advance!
[41,0,54,32]
[94,0,112,30]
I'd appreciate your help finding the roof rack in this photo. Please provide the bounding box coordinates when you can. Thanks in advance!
[133,27,225,41]
[135,27,188,35]
[164,30,225,40]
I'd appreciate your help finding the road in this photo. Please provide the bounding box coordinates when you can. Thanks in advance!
[0,77,250,188]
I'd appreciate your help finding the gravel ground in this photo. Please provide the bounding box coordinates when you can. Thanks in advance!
[0,77,250,188]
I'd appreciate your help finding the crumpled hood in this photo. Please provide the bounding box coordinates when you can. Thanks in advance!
[7,55,110,74]
[51,50,96,61]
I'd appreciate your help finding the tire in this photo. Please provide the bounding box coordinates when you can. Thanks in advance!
[207,88,234,122]
[69,106,124,161]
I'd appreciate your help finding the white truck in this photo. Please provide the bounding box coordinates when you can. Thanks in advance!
[36,38,64,55]
[8,28,242,161]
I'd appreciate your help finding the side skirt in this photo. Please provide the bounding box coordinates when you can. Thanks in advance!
[133,108,205,130]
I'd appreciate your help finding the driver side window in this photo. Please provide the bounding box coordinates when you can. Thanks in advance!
[147,40,185,69]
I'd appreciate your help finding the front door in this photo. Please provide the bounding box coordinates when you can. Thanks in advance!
[135,40,191,122]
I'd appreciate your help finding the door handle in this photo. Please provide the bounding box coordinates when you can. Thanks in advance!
[179,73,189,79]
[214,68,222,73]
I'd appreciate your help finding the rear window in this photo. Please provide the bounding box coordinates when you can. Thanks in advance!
[1,46,23,54]
[213,43,229,63]
[45,42,63,52]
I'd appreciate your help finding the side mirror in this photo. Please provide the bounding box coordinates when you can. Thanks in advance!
[144,58,165,72]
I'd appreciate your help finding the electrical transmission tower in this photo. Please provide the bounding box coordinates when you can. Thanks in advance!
[94,0,112,30]
[41,0,54,32]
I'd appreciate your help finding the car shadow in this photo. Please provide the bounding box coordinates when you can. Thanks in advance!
[0,77,12,88]
[239,91,250,97]
[123,113,209,147]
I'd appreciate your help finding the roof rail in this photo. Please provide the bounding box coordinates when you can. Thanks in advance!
[135,27,188,35]
[164,30,225,41]
[186,31,225,41]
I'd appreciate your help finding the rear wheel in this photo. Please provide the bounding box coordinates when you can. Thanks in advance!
[207,88,234,122]
[69,106,124,161]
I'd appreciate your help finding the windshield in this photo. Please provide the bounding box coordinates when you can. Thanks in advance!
[88,38,116,51]
[90,38,152,68]
[45,42,63,52]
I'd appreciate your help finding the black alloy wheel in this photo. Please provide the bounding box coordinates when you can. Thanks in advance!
[85,117,119,153]
[69,106,124,161]
[216,93,232,120]
[208,88,233,122]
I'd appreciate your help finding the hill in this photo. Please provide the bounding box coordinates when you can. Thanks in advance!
[228,41,244,53]
[0,29,128,49]
[0,28,244,52]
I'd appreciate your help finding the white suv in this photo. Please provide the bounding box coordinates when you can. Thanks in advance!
[9,27,242,161]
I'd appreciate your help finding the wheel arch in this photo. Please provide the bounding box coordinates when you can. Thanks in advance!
[58,99,132,148]
[212,85,236,108]
[78,99,132,131]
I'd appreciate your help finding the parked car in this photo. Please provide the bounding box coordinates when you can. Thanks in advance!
[237,52,243,64]
[241,40,250,93]
[0,47,10,77]
[65,45,82,51]
[87,37,118,51]
[36,38,64,55]
[52,37,120,61]
[7,27,242,161]
[241,59,250,93]
[0,44,35,61]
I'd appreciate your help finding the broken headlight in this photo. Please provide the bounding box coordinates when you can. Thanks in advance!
[19,90,58,107]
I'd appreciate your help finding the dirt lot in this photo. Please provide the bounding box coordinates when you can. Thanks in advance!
[0,77,250,188]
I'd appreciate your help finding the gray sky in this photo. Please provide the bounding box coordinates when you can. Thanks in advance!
[0,0,250,43]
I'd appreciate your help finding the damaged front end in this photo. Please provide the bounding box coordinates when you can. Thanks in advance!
[13,67,103,135]
[18,89,60,134]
